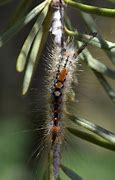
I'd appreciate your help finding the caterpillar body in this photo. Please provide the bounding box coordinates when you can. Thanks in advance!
[30,1,97,179]
[45,1,97,179]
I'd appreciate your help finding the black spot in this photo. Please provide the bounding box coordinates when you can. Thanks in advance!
[54,112,59,118]
[54,120,58,126]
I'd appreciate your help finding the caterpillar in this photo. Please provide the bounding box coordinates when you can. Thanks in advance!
[46,1,97,179]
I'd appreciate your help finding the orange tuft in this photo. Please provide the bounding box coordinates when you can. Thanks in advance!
[58,68,68,82]
[52,126,61,133]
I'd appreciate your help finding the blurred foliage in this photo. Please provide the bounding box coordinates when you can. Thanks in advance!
[0,0,115,179]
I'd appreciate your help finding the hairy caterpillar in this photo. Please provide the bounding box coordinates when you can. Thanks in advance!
[44,1,97,179]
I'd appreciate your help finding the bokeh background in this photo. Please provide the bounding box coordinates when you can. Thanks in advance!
[0,0,115,180]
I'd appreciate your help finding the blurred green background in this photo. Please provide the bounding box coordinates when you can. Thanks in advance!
[0,0,115,180]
